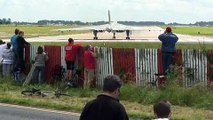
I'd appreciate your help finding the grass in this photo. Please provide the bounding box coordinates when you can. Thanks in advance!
[0,75,212,120]
[171,26,213,36]
[0,24,89,39]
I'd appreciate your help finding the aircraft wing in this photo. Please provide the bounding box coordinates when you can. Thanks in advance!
[56,23,162,32]
[110,23,142,31]
[56,23,150,32]
[56,24,110,32]
[110,23,163,31]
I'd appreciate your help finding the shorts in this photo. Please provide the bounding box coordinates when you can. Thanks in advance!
[66,61,75,70]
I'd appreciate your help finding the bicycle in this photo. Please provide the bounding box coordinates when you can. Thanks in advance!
[21,88,71,98]
[148,73,166,87]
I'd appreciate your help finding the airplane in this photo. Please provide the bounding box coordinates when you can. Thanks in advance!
[56,10,145,40]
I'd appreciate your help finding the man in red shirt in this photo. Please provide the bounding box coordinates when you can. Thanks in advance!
[84,45,96,89]
[65,38,81,80]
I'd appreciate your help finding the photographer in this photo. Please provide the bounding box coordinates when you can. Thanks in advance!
[158,27,178,75]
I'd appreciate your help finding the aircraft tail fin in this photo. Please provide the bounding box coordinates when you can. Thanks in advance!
[108,10,111,24]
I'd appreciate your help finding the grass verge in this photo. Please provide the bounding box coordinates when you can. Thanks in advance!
[0,76,212,120]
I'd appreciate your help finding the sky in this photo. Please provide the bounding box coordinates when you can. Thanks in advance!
[0,0,212,24]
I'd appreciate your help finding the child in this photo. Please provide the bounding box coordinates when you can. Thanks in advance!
[32,46,48,84]
[153,100,172,120]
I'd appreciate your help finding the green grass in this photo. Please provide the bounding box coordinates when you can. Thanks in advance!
[0,24,89,39]
[0,75,212,120]
[163,26,213,36]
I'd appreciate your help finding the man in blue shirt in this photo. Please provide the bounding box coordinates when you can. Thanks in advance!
[11,28,19,69]
[158,27,178,75]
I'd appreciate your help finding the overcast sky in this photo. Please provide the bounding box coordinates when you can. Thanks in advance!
[0,0,212,24]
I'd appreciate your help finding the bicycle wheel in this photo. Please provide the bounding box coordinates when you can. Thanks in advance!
[60,93,71,97]
[41,91,54,97]
[54,89,71,98]
[21,89,41,96]
[21,90,33,96]
[54,93,71,98]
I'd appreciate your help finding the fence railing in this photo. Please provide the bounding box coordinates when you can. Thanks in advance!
[25,45,213,87]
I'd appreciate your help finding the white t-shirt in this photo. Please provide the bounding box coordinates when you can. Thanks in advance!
[153,118,169,120]
[0,44,7,61]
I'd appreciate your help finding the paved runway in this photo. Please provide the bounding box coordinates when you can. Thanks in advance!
[3,26,213,43]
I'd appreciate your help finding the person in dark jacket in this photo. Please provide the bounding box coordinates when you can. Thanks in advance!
[79,75,129,120]
[158,27,178,75]
[16,31,30,71]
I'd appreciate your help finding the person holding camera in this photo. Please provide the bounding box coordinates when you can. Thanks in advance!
[64,38,81,81]
[158,27,178,75]
[83,45,96,89]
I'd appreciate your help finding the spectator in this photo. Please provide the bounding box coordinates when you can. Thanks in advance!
[0,40,7,77]
[158,27,178,75]
[16,31,30,71]
[10,28,20,69]
[64,38,81,81]
[80,75,129,120]
[32,46,48,84]
[84,45,96,88]
[153,100,171,120]
[2,42,15,77]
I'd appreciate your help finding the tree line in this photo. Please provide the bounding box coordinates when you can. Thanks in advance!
[0,18,11,24]
[36,20,213,26]
[36,20,169,26]
[1,18,213,26]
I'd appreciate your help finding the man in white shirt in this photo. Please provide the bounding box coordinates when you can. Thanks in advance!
[0,40,7,77]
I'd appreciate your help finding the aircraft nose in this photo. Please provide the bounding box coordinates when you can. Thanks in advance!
[106,27,112,32]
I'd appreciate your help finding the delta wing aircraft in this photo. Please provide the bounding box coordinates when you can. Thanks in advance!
[56,10,146,39]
